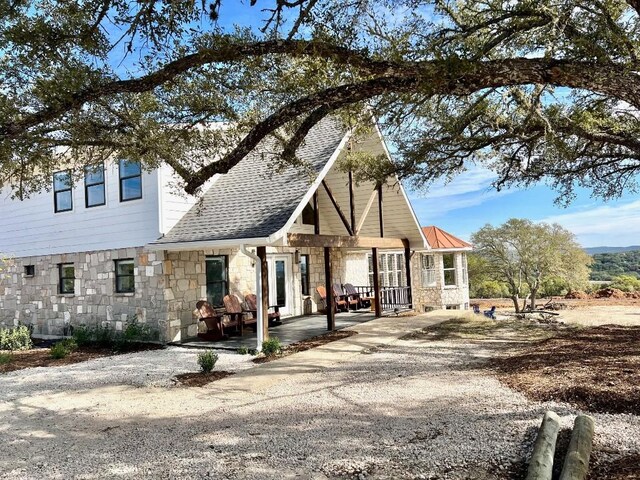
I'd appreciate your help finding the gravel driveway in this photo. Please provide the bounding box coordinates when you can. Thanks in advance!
[0,313,638,479]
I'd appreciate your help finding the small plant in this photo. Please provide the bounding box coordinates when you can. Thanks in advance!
[0,325,33,351]
[72,325,93,347]
[237,346,249,355]
[94,324,115,347]
[197,349,219,373]
[0,351,12,365]
[50,338,78,359]
[261,337,282,356]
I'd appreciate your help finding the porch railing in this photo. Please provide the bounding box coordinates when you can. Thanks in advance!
[351,285,413,312]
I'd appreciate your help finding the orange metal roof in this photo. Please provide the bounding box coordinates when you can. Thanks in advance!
[422,226,472,250]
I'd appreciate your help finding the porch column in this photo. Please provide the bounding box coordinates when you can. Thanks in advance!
[324,246,335,330]
[257,246,269,341]
[404,245,412,307]
[372,247,382,317]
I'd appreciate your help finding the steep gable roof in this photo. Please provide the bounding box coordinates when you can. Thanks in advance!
[422,226,472,250]
[152,118,348,246]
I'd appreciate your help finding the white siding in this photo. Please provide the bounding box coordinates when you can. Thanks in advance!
[157,164,202,235]
[0,161,161,257]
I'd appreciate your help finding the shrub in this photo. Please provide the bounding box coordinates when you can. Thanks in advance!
[610,275,640,292]
[262,337,282,356]
[72,325,93,347]
[237,346,249,355]
[197,350,218,373]
[0,325,33,351]
[0,351,12,365]
[50,338,78,359]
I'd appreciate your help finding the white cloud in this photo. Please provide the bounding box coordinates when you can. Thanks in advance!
[416,166,497,199]
[539,199,640,247]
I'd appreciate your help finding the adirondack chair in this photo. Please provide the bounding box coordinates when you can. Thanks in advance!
[333,283,359,311]
[316,285,348,313]
[223,294,257,335]
[343,283,372,309]
[195,300,227,341]
[244,294,282,327]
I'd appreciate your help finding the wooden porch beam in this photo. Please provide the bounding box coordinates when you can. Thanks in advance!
[288,233,409,249]
[257,246,269,341]
[313,191,320,235]
[324,247,335,331]
[378,184,384,238]
[321,180,354,236]
[348,170,356,233]
[355,188,377,235]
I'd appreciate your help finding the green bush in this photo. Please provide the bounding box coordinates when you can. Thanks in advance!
[610,275,640,292]
[72,325,93,347]
[0,351,12,365]
[237,346,249,355]
[50,338,78,359]
[262,337,282,356]
[0,325,33,351]
[197,350,219,373]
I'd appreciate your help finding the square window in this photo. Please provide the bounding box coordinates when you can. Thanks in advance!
[59,263,75,294]
[24,265,35,277]
[53,171,73,213]
[119,160,142,201]
[206,255,228,307]
[115,259,135,293]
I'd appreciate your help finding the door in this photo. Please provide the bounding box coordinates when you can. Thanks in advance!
[268,254,293,316]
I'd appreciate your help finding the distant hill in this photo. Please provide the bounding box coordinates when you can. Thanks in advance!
[585,245,640,255]
[589,249,640,281]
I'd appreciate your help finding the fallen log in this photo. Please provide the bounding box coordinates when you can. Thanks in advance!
[559,415,595,480]
[526,411,561,480]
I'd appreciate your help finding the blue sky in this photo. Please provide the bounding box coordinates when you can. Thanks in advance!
[407,167,640,248]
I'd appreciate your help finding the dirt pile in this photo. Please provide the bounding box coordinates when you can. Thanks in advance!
[594,288,627,298]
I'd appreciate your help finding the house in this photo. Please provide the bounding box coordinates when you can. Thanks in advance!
[0,118,470,343]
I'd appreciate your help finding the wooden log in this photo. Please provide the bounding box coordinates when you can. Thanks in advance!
[559,415,595,480]
[526,411,561,480]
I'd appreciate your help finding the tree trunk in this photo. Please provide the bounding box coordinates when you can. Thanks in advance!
[530,289,538,310]
[511,295,521,313]
[521,294,530,312]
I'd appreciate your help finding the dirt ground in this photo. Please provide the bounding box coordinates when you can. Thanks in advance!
[0,343,164,373]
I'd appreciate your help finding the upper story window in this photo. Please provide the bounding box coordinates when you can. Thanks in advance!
[421,254,437,287]
[115,259,135,293]
[53,171,73,213]
[443,253,457,286]
[301,203,315,225]
[59,263,75,294]
[119,160,142,202]
[84,164,105,208]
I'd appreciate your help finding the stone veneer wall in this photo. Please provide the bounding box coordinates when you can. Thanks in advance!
[0,247,167,338]
[165,246,346,342]
[411,251,470,312]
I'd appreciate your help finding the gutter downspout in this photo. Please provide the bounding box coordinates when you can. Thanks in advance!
[239,245,263,352]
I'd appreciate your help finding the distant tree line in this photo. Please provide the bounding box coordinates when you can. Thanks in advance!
[590,251,640,281]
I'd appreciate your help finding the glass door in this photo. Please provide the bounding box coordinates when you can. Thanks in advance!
[268,255,292,316]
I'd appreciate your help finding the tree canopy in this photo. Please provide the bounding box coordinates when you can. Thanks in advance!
[471,218,591,311]
[3,0,640,198]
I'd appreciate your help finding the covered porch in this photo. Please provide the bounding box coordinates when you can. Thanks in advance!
[180,310,376,350]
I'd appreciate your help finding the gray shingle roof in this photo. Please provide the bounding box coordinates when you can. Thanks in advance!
[153,118,346,245]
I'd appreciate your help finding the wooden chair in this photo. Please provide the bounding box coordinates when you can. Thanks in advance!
[244,294,282,327]
[195,300,226,341]
[316,285,348,313]
[343,283,372,309]
[223,294,256,335]
[333,283,358,311]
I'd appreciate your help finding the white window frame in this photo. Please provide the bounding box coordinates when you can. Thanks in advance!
[421,254,437,287]
[461,253,468,285]
[367,252,406,287]
[442,253,457,287]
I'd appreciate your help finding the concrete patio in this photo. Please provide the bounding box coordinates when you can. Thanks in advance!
[179,311,376,350]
